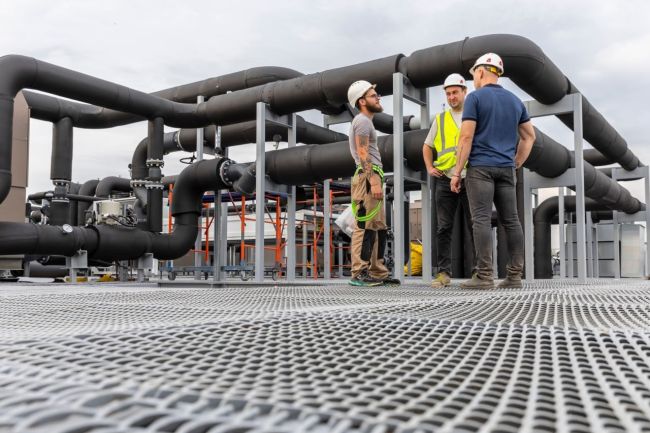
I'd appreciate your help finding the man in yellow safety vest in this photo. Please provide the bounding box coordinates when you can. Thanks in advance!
[422,73,475,288]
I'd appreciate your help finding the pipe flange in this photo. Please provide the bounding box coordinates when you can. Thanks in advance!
[219,158,234,186]
[131,179,148,188]
[174,131,187,152]
[145,182,164,190]
[146,159,165,168]
[52,179,70,187]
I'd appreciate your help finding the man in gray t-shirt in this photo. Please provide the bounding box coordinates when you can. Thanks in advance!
[346,80,395,286]
[349,114,382,169]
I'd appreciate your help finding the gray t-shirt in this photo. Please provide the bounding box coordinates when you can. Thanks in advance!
[349,114,382,168]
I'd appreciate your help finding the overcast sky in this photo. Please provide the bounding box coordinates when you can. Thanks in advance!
[1,0,649,202]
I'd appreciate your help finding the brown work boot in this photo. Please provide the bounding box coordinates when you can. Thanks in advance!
[497,275,523,289]
[431,272,451,288]
[459,274,495,289]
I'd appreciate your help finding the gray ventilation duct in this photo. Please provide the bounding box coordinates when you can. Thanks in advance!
[1,34,639,203]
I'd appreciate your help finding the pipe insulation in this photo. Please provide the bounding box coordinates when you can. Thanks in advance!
[1,34,639,203]
[0,157,252,261]
[533,196,607,278]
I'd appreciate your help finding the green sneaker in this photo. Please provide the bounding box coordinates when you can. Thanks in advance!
[349,270,383,287]
[431,272,451,288]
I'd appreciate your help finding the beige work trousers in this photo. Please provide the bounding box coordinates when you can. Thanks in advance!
[350,171,389,279]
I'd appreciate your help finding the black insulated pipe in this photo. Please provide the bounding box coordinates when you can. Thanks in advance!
[405,34,640,171]
[533,196,608,278]
[50,117,73,181]
[95,176,131,198]
[77,179,99,225]
[0,157,240,261]
[264,129,428,185]
[0,35,641,205]
[523,127,642,214]
[219,115,348,147]
[131,127,216,183]
[147,117,164,232]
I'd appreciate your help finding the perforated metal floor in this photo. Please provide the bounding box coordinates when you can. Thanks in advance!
[1,279,650,432]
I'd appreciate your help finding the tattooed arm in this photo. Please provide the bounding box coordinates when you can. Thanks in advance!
[355,134,382,200]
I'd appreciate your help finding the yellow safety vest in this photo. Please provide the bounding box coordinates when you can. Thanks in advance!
[432,110,460,172]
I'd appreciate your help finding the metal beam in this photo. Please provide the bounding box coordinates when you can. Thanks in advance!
[392,73,405,282]
[572,94,587,283]
[286,114,297,281]
[420,89,432,284]
[559,187,565,278]
[255,102,267,282]
[194,95,205,280]
[324,179,331,280]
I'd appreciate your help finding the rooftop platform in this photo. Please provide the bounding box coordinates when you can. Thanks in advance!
[1,278,650,432]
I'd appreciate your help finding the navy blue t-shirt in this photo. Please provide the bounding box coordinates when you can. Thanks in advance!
[462,84,530,167]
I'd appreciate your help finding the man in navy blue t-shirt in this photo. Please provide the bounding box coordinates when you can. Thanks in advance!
[450,53,536,289]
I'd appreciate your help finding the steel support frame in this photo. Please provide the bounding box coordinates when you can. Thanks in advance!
[194,95,205,280]
[323,179,331,279]
[522,93,587,284]
[611,166,650,279]
[255,102,293,282]
[393,72,427,283]
[419,90,432,283]
[213,132,227,282]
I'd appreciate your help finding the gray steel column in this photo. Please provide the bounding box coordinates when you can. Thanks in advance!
[420,89,432,283]
[523,169,534,282]
[255,102,267,282]
[594,224,600,278]
[572,94,587,283]
[567,213,574,278]
[392,73,405,282]
[286,114,297,281]
[212,191,223,281]
[324,179,331,279]
[614,211,621,279]
[559,187,565,278]
[302,223,308,278]
[338,241,344,277]
[645,168,650,277]
[213,130,225,282]
[194,95,205,280]
[586,211,593,278]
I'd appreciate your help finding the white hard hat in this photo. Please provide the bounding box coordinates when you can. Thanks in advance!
[469,53,504,76]
[347,80,376,107]
[443,73,467,89]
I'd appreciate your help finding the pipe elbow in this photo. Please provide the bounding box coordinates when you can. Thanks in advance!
[0,170,11,204]
[231,164,256,195]
[0,54,38,96]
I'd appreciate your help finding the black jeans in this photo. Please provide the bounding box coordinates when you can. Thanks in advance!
[435,176,473,276]
[465,166,524,279]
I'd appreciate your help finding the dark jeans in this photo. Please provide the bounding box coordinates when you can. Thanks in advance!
[465,166,524,279]
[435,176,474,276]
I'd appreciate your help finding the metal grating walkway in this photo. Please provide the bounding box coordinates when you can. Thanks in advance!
[1,279,650,432]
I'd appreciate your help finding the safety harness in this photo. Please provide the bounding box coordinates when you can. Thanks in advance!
[351,164,384,222]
